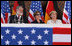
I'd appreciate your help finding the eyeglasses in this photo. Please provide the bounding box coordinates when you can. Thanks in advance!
[36,14,41,15]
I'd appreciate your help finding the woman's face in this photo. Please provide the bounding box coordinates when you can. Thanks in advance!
[51,13,57,19]
[35,13,41,20]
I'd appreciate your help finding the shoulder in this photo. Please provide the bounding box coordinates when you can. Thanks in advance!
[47,20,52,22]
[32,20,36,23]
[9,15,16,19]
[47,20,52,24]
[10,15,16,17]
[57,19,62,23]
[57,19,62,22]
[40,20,44,23]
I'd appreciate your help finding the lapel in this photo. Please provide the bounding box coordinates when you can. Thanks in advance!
[14,15,23,23]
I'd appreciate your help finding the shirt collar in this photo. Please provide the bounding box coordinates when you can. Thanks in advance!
[16,14,18,17]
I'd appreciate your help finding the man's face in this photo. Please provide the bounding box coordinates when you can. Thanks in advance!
[17,7,23,16]
[51,13,57,19]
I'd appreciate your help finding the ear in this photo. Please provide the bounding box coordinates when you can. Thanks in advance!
[50,15,52,18]
[16,9,18,11]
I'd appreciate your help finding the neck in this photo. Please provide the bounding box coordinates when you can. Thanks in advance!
[17,15,20,17]
[36,19,40,23]
[18,15,20,16]
[37,19,40,21]
[52,18,57,22]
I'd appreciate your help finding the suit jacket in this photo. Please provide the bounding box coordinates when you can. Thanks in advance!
[9,15,28,23]
[32,20,44,23]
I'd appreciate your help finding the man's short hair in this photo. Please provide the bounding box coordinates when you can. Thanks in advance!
[16,6,23,10]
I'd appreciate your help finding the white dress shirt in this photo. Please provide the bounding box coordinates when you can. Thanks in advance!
[47,19,62,24]
[16,14,21,24]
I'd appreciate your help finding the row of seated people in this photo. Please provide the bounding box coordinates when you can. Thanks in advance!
[9,6,62,24]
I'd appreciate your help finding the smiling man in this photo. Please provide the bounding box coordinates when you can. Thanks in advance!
[9,6,25,23]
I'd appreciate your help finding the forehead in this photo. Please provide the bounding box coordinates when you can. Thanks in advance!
[37,12,40,14]
[52,12,56,14]
[18,7,23,10]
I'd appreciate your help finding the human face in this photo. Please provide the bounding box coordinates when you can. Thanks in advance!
[17,7,23,16]
[35,13,41,20]
[51,12,57,19]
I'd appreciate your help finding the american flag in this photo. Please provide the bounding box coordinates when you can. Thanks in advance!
[28,1,44,23]
[62,1,71,24]
[1,1,11,24]
[1,24,71,45]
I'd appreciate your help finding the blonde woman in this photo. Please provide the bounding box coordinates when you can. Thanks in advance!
[47,11,62,24]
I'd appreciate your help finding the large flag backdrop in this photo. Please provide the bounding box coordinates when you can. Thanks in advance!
[1,1,11,24]
[62,1,71,24]
[45,1,55,24]
[28,1,44,23]
[1,24,71,45]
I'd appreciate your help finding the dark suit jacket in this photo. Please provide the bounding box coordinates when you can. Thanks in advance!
[32,20,44,23]
[9,15,28,23]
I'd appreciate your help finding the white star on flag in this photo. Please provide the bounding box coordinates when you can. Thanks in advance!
[31,40,36,45]
[18,29,23,34]
[31,29,36,34]
[11,34,16,40]
[5,29,10,34]
[24,35,29,40]
[5,40,10,45]
[1,35,4,39]
[17,40,23,45]
[44,40,49,45]
[44,29,49,34]
[37,35,42,40]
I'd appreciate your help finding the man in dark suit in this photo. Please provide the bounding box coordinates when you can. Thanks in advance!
[9,6,28,23]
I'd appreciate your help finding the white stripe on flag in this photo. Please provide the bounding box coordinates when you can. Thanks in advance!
[63,15,70,24]
[53,34,71,42]
[28,9,35,22]
[1,24,71,28]
[28,16,33,22]
[29,9,34,17]
[8,13,11,23]
[63,9,69,17]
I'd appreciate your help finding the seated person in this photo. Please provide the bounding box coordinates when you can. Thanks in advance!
[32,11,44,23]
[47,11,62,24]
[9,6,28,23]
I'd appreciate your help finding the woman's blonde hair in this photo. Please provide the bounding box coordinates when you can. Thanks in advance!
[49,11,57,19]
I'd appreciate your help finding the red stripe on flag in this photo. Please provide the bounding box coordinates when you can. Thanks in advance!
[62,19,66,24]
[63,12,68,20]
[1,18,4,23]
[28,20,31,23]
[5,13,8,23]
[41,16,45,22]
[53,42,71,45]
[62,19,69,24]
[70,19,71,24]
[25,9,34,23]
[53,27,71,34]
[29,13,35,21]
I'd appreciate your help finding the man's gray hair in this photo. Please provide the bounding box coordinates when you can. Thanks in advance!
[16,6,23,10]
